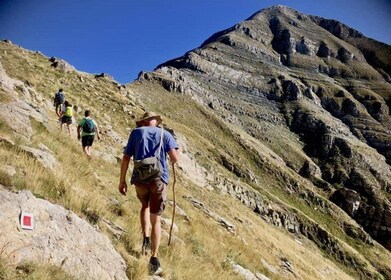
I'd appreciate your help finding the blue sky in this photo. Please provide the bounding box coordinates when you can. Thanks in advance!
[0,0,390,84]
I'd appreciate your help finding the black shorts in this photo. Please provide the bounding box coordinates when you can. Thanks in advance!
[55,102,63,109]
[81,135,95,147]
[61,116,72,124]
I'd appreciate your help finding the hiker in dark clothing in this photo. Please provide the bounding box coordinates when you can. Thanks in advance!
[119,112,179,275]
[77,110,101,158]
[54,89,65,117]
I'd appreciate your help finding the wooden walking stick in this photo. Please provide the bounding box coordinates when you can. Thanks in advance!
[168,162,177,246]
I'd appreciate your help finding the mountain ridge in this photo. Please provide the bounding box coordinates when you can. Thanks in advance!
[142,3,391,254]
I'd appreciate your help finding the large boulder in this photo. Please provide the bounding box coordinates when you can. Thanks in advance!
[317,42,333,58]
[0,186,128,280]
[49,57,76,72]
[282,80,302,101]
[20,144,58,170]
[330,187,361,216]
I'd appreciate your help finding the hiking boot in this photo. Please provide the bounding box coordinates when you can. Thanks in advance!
[141,237,151,255]
[149,257,162,275]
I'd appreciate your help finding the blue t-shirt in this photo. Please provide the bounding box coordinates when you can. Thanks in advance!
[124,126,178,184]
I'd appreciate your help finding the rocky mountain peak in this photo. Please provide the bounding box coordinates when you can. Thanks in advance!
[179,5,390,80]
[249,5,299,19]
[148,5,391,255]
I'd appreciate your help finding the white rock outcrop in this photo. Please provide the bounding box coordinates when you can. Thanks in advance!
[0,61,49,141]
[20,144,58,170]
[229,259,270,280]
[0,186,128,280]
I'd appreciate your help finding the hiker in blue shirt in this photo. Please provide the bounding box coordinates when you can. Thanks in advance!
[119,112,179,275]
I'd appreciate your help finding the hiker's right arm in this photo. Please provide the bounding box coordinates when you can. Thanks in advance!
[119,154,131,195]
[77,125,81,140]
[95,124,101,140]
[168,148,179,164]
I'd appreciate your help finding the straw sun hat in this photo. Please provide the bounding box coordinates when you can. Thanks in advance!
[136,111,163,126]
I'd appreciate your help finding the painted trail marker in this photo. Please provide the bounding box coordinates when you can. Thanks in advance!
[20,211,34,230]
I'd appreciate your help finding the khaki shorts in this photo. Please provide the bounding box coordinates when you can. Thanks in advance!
[135,179,167,215]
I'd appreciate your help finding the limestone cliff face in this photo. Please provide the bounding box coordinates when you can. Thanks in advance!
[142,5,391,250]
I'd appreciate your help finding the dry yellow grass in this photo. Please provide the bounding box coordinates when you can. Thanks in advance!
[1,240,76,280]
[2,133,354,279]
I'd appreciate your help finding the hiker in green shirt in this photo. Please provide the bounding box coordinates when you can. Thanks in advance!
[77,110,101,158]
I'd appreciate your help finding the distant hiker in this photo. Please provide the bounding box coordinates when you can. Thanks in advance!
[60,101,73,136]
[119,112,179,275]
[77,110,101,158]
[54,88,65,117]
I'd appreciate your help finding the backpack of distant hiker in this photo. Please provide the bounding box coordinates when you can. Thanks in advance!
[82,118,95,133]
[54,91,65,105]
[64,106,73,117]
[133,128,164,184]
[59,103,66,114]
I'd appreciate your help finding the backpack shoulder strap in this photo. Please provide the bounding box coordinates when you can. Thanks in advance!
[156,127,164,159]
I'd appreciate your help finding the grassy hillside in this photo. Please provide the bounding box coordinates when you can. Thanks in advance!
[1,39,390,280]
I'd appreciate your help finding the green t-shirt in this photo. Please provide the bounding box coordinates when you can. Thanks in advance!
[79,117,97,137]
